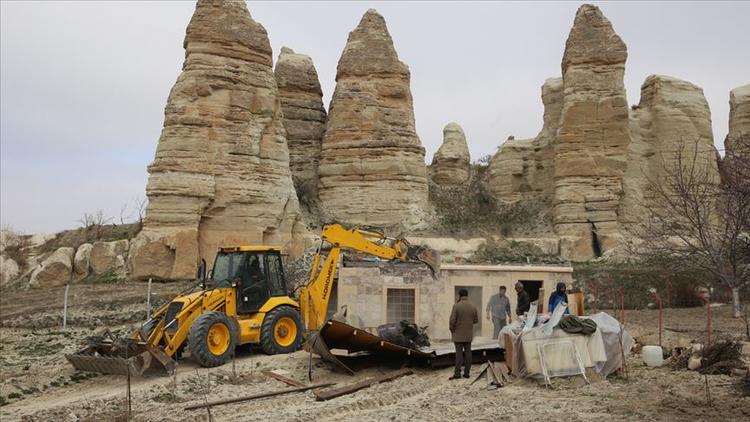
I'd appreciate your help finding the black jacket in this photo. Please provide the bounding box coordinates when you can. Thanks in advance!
[516,290,530,315]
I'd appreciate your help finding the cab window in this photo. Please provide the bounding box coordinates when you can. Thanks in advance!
[266,253,286,296]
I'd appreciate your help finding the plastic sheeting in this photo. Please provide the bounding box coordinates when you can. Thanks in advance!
[499,312,634,379]
[588,312,635,378]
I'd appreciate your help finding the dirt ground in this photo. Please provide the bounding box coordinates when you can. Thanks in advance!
[1,282,748,421]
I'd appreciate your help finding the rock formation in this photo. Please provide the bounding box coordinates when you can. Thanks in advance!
[73,243,92,282]
[430,123,471,186]
[274,47,327,198]
[554,4,630,258]
[29,247,74,288]
[0,257,19,286]
[621,75,720,223]
[317,9,428,227]
[725,84,750,162]
[130,0,303,280]
[486,5,723,260]
[90,240,129,278]
[488,78,562,203]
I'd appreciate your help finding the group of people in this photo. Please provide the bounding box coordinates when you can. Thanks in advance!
[448,281,568,380]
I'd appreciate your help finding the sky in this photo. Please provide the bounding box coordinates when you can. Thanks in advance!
[1,1,748,234]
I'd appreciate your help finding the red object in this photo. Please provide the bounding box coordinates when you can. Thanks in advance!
[651,290,663,347]
[698,293,712,348]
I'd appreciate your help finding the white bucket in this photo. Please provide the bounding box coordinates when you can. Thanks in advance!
[642,345,664,367]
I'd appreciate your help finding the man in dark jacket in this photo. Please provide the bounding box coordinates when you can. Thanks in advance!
[449,289,478,379]
[515,282,530,316]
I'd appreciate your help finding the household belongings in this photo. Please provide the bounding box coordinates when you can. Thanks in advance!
[377,320,430,349]
[500,311,631,380]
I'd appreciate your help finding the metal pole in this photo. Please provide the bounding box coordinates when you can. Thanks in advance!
[146,278,152,320]
[651,289,662,348]
[63,284,70,330]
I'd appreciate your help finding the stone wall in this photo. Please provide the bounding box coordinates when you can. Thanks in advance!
[336,262,572,340]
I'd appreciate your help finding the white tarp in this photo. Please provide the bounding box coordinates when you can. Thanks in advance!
[588,312,635,377]
[500,312,634,378]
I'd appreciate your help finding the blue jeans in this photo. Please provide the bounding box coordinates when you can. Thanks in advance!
[492,316,507,339]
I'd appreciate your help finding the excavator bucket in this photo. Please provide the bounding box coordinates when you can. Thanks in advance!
[407,244,441,279]
[66,332,176,376]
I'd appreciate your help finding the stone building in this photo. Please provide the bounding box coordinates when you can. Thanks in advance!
[331,261,573,341]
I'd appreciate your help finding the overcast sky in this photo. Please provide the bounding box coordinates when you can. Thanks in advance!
[1,1,748,234]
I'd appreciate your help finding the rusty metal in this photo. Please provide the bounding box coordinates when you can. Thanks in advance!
[66,336,175,376]
[310,319,503,371]
[406,244,441,279]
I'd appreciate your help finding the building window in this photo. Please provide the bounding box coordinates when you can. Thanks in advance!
[386,288,415,323]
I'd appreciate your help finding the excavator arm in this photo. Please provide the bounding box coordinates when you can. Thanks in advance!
[299,224,440,331]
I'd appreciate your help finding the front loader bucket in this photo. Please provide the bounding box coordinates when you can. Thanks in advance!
[407,245,441,279]
[66,337,176,376]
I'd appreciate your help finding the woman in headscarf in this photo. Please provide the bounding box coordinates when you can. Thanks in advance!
[548,282,570,314]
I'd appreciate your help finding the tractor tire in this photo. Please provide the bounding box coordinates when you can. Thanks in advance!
[188,311,237,367]
[260,306,303,355]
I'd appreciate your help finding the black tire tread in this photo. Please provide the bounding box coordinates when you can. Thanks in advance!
[260,306,303,355]
[188,311,237,367]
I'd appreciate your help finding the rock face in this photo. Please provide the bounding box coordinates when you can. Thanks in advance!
[554,4,630,258]
[90,240,129,278]
[73,243,92,282]
[317,9,428,227]
[0,257,19,286]
[489,78,562,203]
[486,5,723,260]
[725,84,750,162]
[430,123,471,186]
[274,47,327,198]
[130,0,303,280]
[621,75,720,223]
[29,247,74,288]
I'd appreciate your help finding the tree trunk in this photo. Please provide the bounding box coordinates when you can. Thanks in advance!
[732,287,741,318]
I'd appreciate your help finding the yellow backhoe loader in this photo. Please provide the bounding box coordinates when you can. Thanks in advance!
[66,224,440,376]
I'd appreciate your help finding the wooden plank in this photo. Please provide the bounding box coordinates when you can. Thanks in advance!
[539,288,546,313]
[487,362,503,386]
[262,370,306,387]
[184,383,334,411]
[313,368,413,401]
[503,333,516,375]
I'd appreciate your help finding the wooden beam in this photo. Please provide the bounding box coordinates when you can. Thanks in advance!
[184,382,335,411]
[261,370,306,387]
[313,368,413,401]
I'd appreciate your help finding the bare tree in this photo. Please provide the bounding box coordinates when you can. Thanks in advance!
[119,202,133,225]
[134,195,148,231]
[630,139,749,317]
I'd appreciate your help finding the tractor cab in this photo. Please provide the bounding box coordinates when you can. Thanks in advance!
[208,246,288,314]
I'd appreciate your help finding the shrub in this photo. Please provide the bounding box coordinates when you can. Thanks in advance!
[428,157,550,237]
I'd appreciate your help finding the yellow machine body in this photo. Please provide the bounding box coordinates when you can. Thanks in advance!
[66,224,440,375]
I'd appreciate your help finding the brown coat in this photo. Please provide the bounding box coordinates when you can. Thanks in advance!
[449,297,478,343]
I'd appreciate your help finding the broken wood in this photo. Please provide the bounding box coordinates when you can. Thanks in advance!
[486,362,503,386]
[471,362,503,387]
[314,368,412,401]
[184,382,334,411]
[495,362,515,384]
[262,370,306,387]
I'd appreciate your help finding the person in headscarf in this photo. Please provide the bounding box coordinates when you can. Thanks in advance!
[548,282,570,314]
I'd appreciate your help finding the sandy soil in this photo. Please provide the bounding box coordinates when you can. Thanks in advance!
[1,282,748,421]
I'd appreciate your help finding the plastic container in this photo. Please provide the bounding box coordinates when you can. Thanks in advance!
[642,345,664,367]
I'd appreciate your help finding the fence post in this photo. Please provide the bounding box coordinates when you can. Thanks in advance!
[62,284,70,330]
